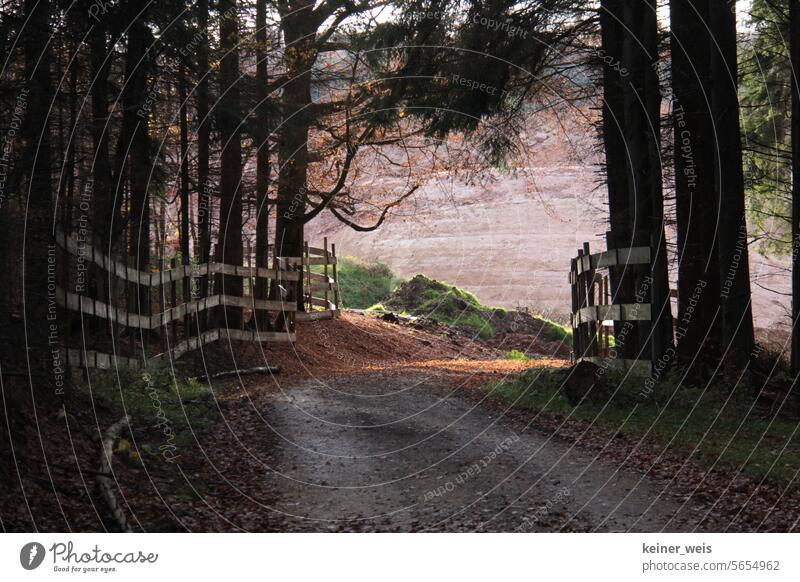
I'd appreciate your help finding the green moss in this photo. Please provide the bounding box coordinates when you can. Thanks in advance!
[377,274,495,338]
[334,257,403,309]
[505,349,530,361]
[534,315,573,343]
[452,312,495,339]
[79,364,218,455]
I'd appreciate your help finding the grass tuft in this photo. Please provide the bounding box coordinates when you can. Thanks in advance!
[333,257,403,309]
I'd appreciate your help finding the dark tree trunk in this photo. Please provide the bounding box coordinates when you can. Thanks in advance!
[21,0,56,392]
[599,0,635,358]
[88,16,116,312]
[123,15,152,317]
[670,0,721,364]
[621,0,674,362]
[196,0,212,316]
[254,0,271,327]
[217,0,244,328]
[791,0,800,373]
[709,0,755,360]
[62,35,78,235]
[275,2,317,310]
[179,64,191,324]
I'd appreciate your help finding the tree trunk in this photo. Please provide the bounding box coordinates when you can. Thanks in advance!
[21,0,56,393]
[622,0,674,363]
[196,0,211,324]
[670,0,721,365]
[217,0,244,328]
[254,0,271,328]
[709,0,755,361]
[124,15,152,319]
[791,0,800,373]
[179,64,191,331]
[599,0,635,358]
[275,2,317,310]
[88,17,117,317]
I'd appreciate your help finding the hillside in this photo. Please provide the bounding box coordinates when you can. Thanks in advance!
[308,110,791,342]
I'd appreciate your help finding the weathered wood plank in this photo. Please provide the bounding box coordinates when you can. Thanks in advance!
[573,246,650,276]
[572,303,651,326]
[55,230,300,286]
[57,287,298,330]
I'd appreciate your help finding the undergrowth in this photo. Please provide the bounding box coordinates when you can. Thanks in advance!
[489,367,800,488]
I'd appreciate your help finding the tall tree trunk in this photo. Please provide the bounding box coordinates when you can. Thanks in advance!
[709,0,755,360]
[88,16,116,311]
[670,0,721,365]
[622,0,674,363]
[62,33,78,235]
[217,0,244,328]
[196,0,211,323]
[791,0,800,373]
[599,0,635,358]
[124,15,152,318]
[179,64,191,331]
[21,0,56,392]
[276,2,317,310]
[254,0,271,327]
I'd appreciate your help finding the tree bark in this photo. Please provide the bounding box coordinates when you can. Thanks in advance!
[179,64,191,330]
[670,0,721,365]
[217,0,244,328]
[254,0,271,327]
[123,14,152,318]
[275,1,317,310]
[791,0,800,373]
[599,0,635,358]
[196,0,212,324]
[21,0,56,392]
[709,0,755,360]
[621,0,674,363]
[88,17,117,314]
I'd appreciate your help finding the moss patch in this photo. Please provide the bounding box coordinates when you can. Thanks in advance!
[333,257,402,309]
[378,274,496,338]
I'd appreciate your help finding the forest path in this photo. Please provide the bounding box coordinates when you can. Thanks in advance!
[248,369,708,532]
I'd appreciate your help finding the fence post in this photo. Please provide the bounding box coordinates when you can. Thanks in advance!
[331,243,340,314]
[583,242,597,357]
[570,257,579,360]
[576,248,585,359]
[323,237,330,310]
[304,241,311,312]
[603,275,610,357]
[170,256,178,348]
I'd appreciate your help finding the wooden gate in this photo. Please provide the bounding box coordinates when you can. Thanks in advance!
[569,241,652,373]
[298,237,341,321]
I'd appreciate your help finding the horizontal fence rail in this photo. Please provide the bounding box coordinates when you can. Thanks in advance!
[570,241,652,374]
[55,287,297,330]
[298,237,340,321]
[54,229,308,370]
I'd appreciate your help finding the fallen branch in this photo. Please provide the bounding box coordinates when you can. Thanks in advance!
[194,366,280,383]
[97,415,132,532]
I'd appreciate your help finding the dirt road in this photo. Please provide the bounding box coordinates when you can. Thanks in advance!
[255,371,709,532]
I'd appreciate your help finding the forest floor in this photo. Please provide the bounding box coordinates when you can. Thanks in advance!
[1,311,798,532]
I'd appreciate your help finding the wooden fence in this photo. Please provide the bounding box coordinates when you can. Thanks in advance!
[569,241,652,373]
[298,237,341,321]
[55,230,304,370]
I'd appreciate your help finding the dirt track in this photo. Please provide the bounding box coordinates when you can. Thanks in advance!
[254,370,710,532]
